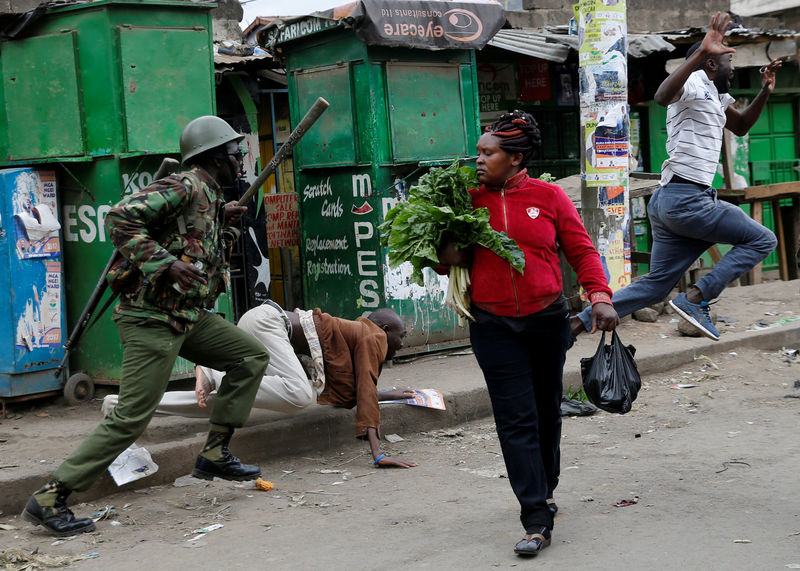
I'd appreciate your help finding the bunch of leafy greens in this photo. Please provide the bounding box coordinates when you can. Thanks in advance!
[379,161,525,320]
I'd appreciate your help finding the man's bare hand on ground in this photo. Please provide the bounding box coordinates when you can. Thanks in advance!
[367,426,418,468]
[378,389,416,401]
[376,455,419,469]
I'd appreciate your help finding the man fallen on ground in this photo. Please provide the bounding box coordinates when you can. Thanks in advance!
[571,11,778,342]
[104,301,418,469]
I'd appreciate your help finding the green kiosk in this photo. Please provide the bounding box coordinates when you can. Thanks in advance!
[263,0,505,351]
[0,0,219,401]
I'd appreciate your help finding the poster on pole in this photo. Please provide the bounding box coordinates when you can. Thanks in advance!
[576,0,625,66]
[576,0,630,290]
[582,103,628,180]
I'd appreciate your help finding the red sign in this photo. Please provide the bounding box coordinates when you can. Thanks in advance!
[263,193,300,247]
[518,56,551,102]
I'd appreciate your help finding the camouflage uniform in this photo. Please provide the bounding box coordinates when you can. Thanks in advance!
[52,167,268,492]
[106,168,232,331]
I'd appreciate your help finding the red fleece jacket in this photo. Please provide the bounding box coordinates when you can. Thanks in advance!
[468,171,612,317]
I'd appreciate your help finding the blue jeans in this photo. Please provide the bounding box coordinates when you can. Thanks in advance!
[578,182,777,331]
[469,300,571,532]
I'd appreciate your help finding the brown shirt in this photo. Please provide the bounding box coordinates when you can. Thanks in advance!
[313,309,387,438]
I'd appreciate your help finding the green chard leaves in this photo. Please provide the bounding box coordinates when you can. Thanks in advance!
[378,160,525,286]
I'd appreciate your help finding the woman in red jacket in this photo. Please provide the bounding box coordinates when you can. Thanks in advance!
[439,110,619,557]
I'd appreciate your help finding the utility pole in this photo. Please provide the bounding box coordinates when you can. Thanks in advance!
[575,0,631,293]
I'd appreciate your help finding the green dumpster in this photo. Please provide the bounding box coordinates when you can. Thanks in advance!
[262,1,505,351]
[0,0,222,397]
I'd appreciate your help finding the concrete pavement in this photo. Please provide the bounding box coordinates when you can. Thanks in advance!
[0,280,797,514]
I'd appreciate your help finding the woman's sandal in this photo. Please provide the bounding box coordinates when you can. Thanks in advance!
[547,497,558,514]
[514,526,551,556]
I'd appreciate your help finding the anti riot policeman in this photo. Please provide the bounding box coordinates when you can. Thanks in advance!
[22,116,269,536]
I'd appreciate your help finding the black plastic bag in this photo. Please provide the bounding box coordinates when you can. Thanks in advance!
[580,331,641,414]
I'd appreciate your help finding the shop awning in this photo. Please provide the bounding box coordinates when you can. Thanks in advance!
[486,29,573,62]
[658,25,800,42]
[214,53,272,67]
[258,0,508,51]
[487,27,675,62]
[627,34,677,58]
[213,47,284,82]
[659,26,800,71]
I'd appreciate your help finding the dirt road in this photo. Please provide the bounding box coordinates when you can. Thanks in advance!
[2,344,799,570]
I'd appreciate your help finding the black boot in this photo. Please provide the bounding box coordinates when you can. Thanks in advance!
[21,480,96,537]
[192,426,261,481]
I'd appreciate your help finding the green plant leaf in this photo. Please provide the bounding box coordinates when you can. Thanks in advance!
[379,160,526,283]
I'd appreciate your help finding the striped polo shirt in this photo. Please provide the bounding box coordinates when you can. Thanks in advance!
[660,70,736,187]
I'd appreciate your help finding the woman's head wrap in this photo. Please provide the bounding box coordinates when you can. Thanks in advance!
[485,110,541,167]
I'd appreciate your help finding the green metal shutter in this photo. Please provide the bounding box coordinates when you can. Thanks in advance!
[386,63,468,162]
[2,32,85,159]
[294,64,356,168]
[118,27,214,153]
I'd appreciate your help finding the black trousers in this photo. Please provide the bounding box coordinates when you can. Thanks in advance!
[469,299,570,532]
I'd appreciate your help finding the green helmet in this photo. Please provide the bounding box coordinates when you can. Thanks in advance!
[180,115,244,164]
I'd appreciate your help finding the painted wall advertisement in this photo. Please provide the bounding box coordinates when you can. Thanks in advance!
[298,170,384,315]
[298,169,451,322]
[575,0,631,291]
[1,168,64,356]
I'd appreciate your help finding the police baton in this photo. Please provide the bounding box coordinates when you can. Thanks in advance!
[56,98,329,378]
[237,97,329,205]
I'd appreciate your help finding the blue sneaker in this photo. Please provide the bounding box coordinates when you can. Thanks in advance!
[669,293,720,341]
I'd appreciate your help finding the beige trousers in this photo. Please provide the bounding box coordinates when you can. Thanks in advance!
[102,303,315,418]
